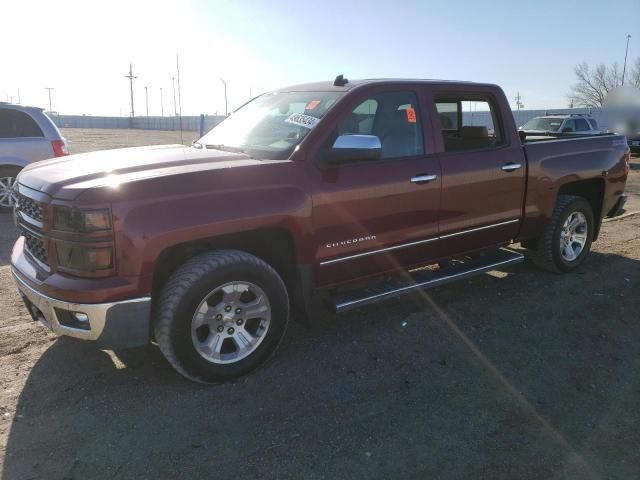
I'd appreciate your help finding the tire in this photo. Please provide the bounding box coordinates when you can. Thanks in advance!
[0,166,21,213]
[527,194,594,273]
[154,250,290,384]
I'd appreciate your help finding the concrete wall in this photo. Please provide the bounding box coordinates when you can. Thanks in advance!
[50,114,226,133]
[50,108,616,134]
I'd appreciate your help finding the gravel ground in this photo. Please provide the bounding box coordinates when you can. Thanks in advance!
[0,130,639,479]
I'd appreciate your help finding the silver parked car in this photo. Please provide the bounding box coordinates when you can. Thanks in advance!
[519,114,601,136]
[0,103,68,211]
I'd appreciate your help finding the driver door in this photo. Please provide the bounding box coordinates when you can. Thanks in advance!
[310,86,442,287]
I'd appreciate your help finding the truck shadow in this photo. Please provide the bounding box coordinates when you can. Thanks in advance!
[3,251,640,479]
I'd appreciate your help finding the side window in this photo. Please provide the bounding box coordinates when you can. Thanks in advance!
[435,96,504,152]
[588,118,599,130]
[563,119,576,132]
[335,91,424,160]
[575,118,590,131]
[0,109,44,138]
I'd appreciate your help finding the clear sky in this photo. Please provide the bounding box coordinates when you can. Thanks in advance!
[1,0,638,116]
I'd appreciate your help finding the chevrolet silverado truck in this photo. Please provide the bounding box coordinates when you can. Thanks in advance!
[10,77,630,383]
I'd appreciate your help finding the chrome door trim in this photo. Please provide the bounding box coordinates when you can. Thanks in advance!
[439,218,519,239]
[320,236,438,266]
[320,219,520,266]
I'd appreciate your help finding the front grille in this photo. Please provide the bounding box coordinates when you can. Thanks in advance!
[16,194,44,222]
[23,230,48,266]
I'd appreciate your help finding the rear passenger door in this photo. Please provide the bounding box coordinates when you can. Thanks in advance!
[429,90,526,258]
[0,109,53,165]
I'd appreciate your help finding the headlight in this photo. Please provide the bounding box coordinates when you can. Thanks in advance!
[53,206,111,232]
[55,243,113,271]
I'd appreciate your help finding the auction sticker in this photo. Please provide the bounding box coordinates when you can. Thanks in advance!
[285,113,320,129]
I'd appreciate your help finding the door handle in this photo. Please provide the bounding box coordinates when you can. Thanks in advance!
[410,174,438,184]
[501,163,522,172]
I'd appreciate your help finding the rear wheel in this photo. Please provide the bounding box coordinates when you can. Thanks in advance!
[0,166,21,213]
[527,194,594,273]
[154,250,290,383]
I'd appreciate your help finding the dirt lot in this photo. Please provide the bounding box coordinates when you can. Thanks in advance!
[1,130,639,479]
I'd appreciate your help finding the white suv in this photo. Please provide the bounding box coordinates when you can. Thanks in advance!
[0,103,68,211]
[519,114,600,136]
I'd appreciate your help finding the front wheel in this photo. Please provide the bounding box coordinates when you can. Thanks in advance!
[0,166,21,213]
[154,250,290,383]
[527,195,595,273]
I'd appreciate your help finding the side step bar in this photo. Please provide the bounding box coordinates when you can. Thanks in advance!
[327,248,525,313]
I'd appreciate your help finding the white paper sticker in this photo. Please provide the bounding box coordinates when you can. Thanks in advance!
[285,113,320,129]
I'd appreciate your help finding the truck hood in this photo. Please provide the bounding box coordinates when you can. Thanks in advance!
[18,144,260,200]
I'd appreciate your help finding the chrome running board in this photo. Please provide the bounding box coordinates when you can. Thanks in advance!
[327,248,524,313]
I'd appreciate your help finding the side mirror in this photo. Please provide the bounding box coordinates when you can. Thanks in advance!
[562,127,574,133]
[330,134,381,164]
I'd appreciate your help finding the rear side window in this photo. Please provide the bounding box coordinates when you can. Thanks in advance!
[335,91,424,160]
[435,97,504,152]
[575,118,590,132]
[563,119,575,132]
[0,109,44,138]
[588,119,598,130]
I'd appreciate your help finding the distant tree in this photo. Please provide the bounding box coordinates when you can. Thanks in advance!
[567,59,640,108]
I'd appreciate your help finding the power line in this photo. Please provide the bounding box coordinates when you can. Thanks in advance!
[124,64,137,117]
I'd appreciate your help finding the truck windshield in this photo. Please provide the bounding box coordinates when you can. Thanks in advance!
[522,117,564,131]
[198,91,341,159]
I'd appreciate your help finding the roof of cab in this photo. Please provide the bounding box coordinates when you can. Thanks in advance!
[276,78,500,92]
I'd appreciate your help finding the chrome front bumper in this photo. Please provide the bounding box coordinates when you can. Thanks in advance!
[13,271,152,349]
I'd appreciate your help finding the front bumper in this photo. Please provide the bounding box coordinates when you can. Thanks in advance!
[13,270,151,349]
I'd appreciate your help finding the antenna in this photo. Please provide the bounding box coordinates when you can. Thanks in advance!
[333,74,348,87]
[176,53,183,144]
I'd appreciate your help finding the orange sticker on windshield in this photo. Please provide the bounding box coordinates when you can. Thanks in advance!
[406,107,417,123]
[306,100,321,110]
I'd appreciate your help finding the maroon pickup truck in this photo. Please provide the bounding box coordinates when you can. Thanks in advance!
[11,77,630,383]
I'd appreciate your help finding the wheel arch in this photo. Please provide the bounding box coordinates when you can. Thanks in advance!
[151,227,313,324]
[557,177,604,240]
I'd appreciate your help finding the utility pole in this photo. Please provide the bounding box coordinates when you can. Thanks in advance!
[171,76,177,116]
[219,77,228,116]
[514,91,524,123]
[622,34,632,86]
[44,87,55,113]
[144,86,149,117]
[160,87,164,116]
[124,64,137,117]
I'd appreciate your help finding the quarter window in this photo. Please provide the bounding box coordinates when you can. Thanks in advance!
[335,91,424,159]
[0,109,44,138]
[435,97,504,152]
[575,118,590,131]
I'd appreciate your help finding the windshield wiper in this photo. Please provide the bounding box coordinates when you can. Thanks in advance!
[204,144,239,153]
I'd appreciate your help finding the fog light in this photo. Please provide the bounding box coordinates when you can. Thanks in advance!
[72,312,89,323]
[55,308,91,331]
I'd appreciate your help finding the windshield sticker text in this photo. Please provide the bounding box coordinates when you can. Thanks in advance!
[285,113,320,129]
